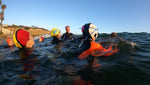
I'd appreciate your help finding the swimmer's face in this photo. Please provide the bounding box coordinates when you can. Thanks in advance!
[25,36,35,48]
[57,32,61,39]
[66,26,70,33]
[89,24,98,41]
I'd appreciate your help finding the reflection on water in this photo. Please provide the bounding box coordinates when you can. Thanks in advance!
[17,48,39,81]
[73,75,93,85]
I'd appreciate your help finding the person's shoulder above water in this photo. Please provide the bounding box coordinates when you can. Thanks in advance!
[62,32,74,36]
[70,33,73,35]
[51,37,63,44]
[80,40,91,51]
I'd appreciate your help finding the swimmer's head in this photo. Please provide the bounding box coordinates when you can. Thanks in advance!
[13,29,35,48]
[82,23,98,41]
[51,28,61,38]
[111,32,117,38]
[65,25,70,33]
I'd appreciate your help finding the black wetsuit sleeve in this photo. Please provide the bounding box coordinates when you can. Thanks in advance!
[51,37,63,44]
[80,40,91,51]
[70,33,75,39]
[64,40,91,57]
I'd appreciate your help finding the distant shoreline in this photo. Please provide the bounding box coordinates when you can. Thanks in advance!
[0,24,51,40]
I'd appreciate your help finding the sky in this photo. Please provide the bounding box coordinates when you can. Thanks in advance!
[2,0,150,34]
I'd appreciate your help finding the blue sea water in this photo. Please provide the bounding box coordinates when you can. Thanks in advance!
[0,32,150,85]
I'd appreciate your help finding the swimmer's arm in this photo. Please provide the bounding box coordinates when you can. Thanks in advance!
[100,46,112,53]
[79,49,91,59]
[91,46,118,57]
[103,46,119,56]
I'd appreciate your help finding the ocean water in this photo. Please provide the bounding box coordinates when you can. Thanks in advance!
[0,32,150,85]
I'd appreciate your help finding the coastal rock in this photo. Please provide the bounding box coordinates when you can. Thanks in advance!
[2,27,13,34]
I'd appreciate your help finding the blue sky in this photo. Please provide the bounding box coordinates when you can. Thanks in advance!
[2,0,150,34]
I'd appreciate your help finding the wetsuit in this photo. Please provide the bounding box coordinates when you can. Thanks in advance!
[51,37,63,44]
[62,32,74,40]
[79,39,119,58]
[80,40,91,51]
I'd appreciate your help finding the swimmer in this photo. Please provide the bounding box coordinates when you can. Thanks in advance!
[62,25,74,40]
[39,37,44,42]
[13,29,35,48]
[50,28,62,44]
[78,23,119,67]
